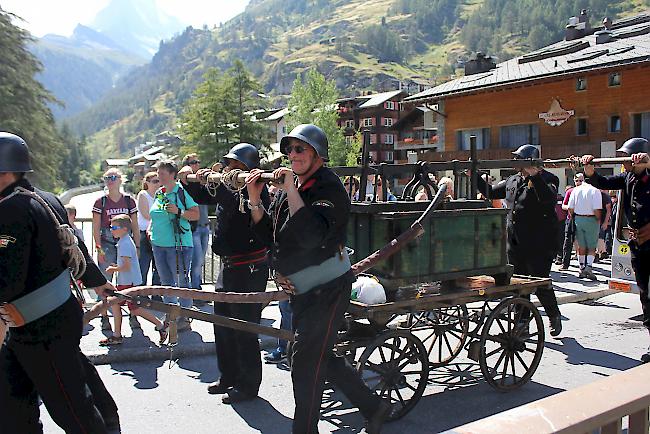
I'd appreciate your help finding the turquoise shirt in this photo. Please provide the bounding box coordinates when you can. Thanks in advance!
[150,182,197,248]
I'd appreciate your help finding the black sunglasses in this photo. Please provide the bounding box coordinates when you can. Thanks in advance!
[104,175,119,182]
[188,160,200,165]
[149,178,160,183]
[285,145,307,154]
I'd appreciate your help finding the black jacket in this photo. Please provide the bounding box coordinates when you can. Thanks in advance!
[479,169,560,257]
[586,169,650,252]
[253,166,352,281]
[184,181,270,257]
[0,178,106,339]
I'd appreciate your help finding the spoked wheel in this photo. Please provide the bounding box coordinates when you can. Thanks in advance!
[478,297,545,391]
[357,329,429,420]
[408,305,469,367]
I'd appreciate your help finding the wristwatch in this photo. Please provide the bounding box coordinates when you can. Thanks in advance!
[247,200,264,210]
[177,209,182,217]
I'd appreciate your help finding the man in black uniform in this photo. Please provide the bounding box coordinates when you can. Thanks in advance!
[179,143,271,404]
[478,144,563,336]
[0,132,120,433]
[246,124,391,434]
[580,138,650,361]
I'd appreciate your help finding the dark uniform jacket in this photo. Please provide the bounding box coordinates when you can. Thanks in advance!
[479,170,560,258]
[253,166,353,285]
[586,169,650,252]
[184,181,270,257]
[0,178,106,340]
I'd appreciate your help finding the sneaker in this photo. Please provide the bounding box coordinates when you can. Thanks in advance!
[264,349,287,364]
[100,316,112,332]
[578,268,587,278]
[558,266,570,271]
[129,315,141,330]
[157,321,169,345]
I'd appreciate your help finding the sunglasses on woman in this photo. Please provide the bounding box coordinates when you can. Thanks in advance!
[285,145,307,154]
[188,160,200,165]
[148,178,160,183]
[104,175,119,182]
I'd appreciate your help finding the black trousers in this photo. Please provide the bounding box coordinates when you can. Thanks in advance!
[561,218,576,268]
[0,299,112,434]
[213,265,267,396]
[290,279,381,434]
[508,249,561,318]
[631,249,650,329]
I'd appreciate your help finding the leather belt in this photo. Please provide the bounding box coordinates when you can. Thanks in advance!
[222,248,269,269]
[575,214,596,217]
[0,270,71,327]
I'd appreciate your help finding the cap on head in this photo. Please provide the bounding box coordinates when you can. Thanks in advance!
[222,143,260,169]
[616,137,649,155]
[280,124,329,161]
[511,144,540,160]
[0,132,33,173]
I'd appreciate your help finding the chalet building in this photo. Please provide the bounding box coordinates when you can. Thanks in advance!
[392,105,440,162]
[405,13,650,187]
[337,90,407,163]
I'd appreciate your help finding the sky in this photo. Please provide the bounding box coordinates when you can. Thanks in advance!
[1,0,250,37]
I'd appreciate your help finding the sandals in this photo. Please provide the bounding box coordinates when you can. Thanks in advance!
[99,336,123,346]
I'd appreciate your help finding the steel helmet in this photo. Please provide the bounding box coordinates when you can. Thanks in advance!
[512,144,540,160]
[0,132,33,173]
[616,137,649,155]
[222,143,260,169]
[281,124,329,161]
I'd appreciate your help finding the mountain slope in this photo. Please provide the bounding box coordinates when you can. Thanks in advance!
[33,25,144,119]
[72,0,646,157]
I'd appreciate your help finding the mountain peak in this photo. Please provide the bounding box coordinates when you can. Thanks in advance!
[90,0,186,58]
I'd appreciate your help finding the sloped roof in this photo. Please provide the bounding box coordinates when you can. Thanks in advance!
[359,90,405,108]
[264,107,289,121]
[406,14,650,102]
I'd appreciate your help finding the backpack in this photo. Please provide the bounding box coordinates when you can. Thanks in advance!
[176,187,198,232]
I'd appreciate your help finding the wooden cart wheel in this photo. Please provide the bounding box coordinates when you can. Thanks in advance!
[478,297,544,391]
[408,305,469,367]
[356,329,429,420]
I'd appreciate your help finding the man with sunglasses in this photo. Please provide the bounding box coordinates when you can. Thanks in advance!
[179,143,271,404]
[246,124,392,434]
[0,132,120,433]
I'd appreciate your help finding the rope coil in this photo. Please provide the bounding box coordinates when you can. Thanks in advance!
[1,187,86,279]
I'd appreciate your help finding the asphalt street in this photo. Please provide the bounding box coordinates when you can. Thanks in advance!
[40,291,648,433]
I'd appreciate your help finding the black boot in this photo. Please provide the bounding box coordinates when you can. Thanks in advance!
[642,330,650,363]
[549,316,562,337]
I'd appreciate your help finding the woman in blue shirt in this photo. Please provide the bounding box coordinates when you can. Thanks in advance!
[149,160,199,330]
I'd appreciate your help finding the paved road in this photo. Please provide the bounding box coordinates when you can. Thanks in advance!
[40,291,648,433]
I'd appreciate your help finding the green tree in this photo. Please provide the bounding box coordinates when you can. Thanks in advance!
[180,60,267,164]
[285,69,353,166]
[0,8,64,190]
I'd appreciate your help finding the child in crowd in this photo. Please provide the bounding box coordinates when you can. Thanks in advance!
[98,214,168,346]
[65,204,84,243]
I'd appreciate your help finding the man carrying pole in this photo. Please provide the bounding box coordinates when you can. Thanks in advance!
[0,132,120,433]
[580,137,650,362]
[246,124,392,434]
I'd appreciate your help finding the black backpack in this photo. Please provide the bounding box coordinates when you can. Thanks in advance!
[176,187,198,232]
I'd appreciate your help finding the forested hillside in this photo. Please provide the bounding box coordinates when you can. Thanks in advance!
[70,0,647,158]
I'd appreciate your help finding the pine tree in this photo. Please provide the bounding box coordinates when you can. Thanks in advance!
[0,8,64,190]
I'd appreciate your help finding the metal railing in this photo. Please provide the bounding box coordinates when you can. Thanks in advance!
[75,217,221,284]
[448,363,650,434]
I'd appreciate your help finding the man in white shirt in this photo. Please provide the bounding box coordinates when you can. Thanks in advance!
[567,177,602,279]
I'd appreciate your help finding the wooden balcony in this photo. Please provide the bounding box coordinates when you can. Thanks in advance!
[422,144,602,162]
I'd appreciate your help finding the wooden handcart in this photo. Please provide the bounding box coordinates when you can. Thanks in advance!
[335,275,550,421]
